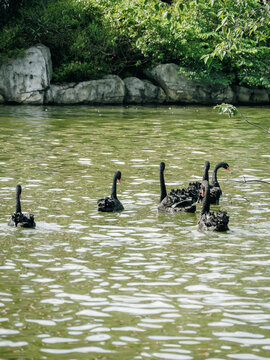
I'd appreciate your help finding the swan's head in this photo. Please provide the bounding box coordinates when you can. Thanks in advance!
[204,161,210,170]
[16,185,22,199]
[115,170,122,184]
[222,162,230,172]
[160,162,165,172]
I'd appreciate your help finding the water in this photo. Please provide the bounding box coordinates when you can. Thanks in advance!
[0,105,269,359]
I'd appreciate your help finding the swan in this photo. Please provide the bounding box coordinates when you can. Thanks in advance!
[198,180,229,231]
[158,162,196,213]
[97,171,124,212]
[8,185,36,228]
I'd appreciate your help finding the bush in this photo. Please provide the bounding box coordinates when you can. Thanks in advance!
[0,0,269,87]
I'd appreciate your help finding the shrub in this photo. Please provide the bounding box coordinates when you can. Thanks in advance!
[0,0,269,87]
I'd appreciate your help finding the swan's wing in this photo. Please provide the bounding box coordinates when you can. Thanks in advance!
[198,211,229,231]
[10,212,36,228]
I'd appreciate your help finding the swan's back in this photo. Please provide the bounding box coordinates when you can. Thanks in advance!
[186,181,202,202]
[8,212,36,228]
[97,196,124,212]
[198,210,229,231]
[158,190,196,213]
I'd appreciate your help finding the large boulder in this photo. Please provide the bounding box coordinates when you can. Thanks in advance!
[144,63,235,104]
[45,75,125,104]
[235,86,269,104]
[0,44,52,104]
[123,77,166,104]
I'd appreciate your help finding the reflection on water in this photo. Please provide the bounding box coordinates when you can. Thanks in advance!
[0,105,269,359]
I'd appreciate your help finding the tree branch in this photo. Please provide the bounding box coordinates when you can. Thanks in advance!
[227,177,270,185]
[214,103,270,134]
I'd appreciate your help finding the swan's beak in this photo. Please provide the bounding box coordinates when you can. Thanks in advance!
[201,188,205,197]
[227,167,230,172]
[19,194,22,199]
[118,178,122,184]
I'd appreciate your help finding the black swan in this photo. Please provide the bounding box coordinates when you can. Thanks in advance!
[158,162,196,213]
[97,170,124,212]
[198,180,229,231]
[210,162,230,204]
[8,185,36,228]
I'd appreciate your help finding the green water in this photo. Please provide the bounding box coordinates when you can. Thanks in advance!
[0,105,269,360]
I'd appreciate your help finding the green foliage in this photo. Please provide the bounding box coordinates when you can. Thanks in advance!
[0,0,269,87]
[214,103,238,117]
[0,0,119,82]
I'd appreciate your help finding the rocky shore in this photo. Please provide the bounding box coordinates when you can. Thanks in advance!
[0,44,269,106]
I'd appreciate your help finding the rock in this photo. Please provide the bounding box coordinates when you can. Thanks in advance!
[0,44,52,104]
[236,86,252,104]
[45,83,77,104]
[123,77,166,104]
[45,75,125,105]
[144,63,235,104]
[0,46,269,106]
[235,86,269,104]
[251,88,269,104]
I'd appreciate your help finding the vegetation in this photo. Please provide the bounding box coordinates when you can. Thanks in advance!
[215,103,270,133]
[0,0,269,87]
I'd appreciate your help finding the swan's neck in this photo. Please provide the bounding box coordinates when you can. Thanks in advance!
[111,174,118,199]
[212,164,221,187]
[203,164,209,182]
[201,183,210,214]
[160,168,167,203]
[16,193,21,214]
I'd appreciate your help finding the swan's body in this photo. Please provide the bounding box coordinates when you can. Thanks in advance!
[8,185,36,228]
[158,162,196,213]
[97,171,124,212]
[186,161,210,202]
[198,180,229,231]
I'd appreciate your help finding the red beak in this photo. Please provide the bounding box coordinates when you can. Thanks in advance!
[201,188,205,197]
[118,178,122,184]
[227,167,230,172]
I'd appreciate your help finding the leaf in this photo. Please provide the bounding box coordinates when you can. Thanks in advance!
[217,10,223,17]
[167,13,172,21]
[201,54,213,67]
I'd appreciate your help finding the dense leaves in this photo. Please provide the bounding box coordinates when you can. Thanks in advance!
[0,0,269,87]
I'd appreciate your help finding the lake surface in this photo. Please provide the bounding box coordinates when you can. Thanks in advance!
[0,105,269,360]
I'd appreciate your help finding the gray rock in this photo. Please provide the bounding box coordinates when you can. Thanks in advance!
[251,88,269,104]
[0,44,52,104]
[123,77,166,104]
[144,63,235,104]
[235,86,269,104]
[236,86,252,104]
[45,75,125,105]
